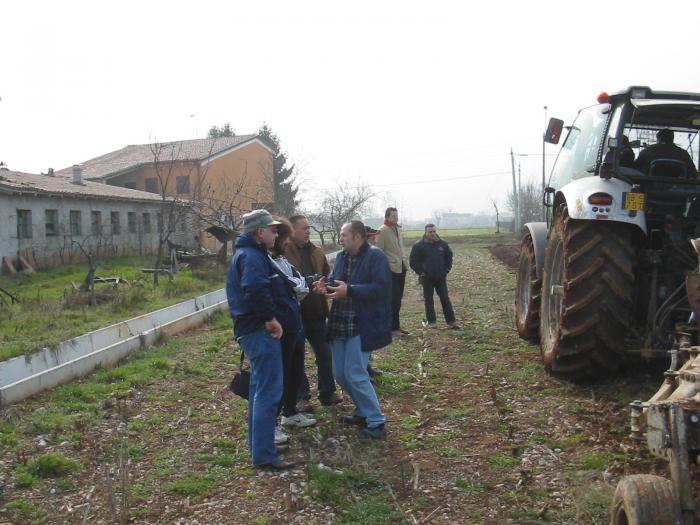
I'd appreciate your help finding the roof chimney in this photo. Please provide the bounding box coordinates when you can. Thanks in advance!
[72,164,83,185]
[47,167,54,177]
[0,161,8,171]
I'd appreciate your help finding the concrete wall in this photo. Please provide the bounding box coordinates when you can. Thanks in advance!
[0,288,228,405]
[0,193,194,270]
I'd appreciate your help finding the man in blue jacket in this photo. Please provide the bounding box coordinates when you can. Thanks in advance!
[409,224,461,329]
[227,209,296,470]
[314,220,392,439]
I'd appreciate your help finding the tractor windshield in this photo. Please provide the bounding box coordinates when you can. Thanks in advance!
[548,104,609,191]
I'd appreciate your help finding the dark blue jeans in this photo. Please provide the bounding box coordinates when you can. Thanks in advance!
[298,318,336,402]
[239,328,283,466]
[421,276,456,324]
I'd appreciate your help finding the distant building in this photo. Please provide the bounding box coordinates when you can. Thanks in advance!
[56,135,274,251]
[0,167,193,271]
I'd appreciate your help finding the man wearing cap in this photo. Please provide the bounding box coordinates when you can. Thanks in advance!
[227,209,295,470]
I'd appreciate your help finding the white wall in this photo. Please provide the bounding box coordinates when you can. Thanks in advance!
[0,193,194,269]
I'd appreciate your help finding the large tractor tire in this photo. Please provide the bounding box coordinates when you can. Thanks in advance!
[610,475,682,525]
[539,205,634,378]
[515,234,541,341]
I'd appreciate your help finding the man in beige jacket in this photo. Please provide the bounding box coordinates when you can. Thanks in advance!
[376,207,409,336]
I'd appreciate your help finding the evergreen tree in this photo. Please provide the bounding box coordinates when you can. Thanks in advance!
[207,123,235,138]
[258,123,299,216]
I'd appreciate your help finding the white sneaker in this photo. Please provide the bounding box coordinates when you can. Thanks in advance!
[274,427,289,444]
[281,413,317,428]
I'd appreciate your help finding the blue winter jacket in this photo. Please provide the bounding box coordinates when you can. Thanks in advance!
[227,233,301,338]
[329,242,392,351]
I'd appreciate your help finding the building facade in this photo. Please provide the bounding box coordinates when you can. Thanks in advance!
[0,169,193,271]
[56,135,275,251]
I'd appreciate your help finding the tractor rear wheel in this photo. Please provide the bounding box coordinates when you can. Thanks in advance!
[539,205,634,378]
[515,234,541,341]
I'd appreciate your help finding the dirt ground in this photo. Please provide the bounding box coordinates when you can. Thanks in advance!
[0,236,668,524]
[487,244,519,270]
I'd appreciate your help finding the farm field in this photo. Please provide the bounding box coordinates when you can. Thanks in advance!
[0,234,666,524]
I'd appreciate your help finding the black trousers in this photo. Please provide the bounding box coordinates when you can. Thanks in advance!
[421,276,455,324]
[279,331,305,417]
[298,318,337,402]
[391,269,406,331]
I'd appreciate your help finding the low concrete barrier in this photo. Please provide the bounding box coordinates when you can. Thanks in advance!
[0,288,228,405]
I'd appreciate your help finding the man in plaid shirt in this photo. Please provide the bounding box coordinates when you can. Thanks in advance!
[314,220,392,439]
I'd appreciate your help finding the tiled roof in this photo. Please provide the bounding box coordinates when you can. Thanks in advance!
[55,135,261,181]
[0,169,168,203]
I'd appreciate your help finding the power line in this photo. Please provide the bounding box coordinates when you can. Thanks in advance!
[302,169,513,194]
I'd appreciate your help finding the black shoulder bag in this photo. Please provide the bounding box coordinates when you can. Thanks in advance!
[229,348,250,400]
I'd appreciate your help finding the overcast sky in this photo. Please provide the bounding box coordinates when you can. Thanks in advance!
[2,0,699,220]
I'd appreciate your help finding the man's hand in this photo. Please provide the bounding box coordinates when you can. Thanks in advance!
[326,279,348,299]
[312,277,328,295]
[265,318,283,339]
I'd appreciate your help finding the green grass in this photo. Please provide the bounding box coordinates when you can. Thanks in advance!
[580,451,627,470]
[0,255,226,361]
[162,472,219,500]
[4,498,47,524]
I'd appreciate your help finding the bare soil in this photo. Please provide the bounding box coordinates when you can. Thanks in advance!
[0,237,667,524]
[487,244,519,270]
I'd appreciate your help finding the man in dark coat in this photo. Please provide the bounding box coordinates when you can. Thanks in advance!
[226,209,296,470]
[313,220,392,439]
[636,128,697,177]
[285,214,341,410]
[409,224,461,329]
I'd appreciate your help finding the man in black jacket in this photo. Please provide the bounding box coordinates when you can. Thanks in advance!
[409,224,461,329]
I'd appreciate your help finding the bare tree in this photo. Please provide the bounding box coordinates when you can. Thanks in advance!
[506,179,541,227]
[490,198,500,233]
[315,181,375,241]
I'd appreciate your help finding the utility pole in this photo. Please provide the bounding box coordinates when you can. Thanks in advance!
[542,105,548,221]
[511,148,519,233]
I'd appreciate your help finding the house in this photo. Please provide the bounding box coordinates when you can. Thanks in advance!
[56,135,275,251]
[0,167,194,271]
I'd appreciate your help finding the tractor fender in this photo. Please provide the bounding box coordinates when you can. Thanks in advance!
[521,222,548,279]
[554,177,647,235]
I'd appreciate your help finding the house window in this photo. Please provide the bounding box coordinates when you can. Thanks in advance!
[157,213,163,233]
[91,211,102,235]
[178,215,187,232]
[145,177,159,194]
[70,210,82,236]
[111,211,121,235]
[45,209,58,237]
[142,213,151,234]
[176,176,190,194]
[17,209,32,239]
[252,202,274,211]
[124,182,137,190]
[128,212,137,233]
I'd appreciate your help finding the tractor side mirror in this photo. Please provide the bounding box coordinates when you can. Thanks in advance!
[544,118,565,145]
[543,186,556,208]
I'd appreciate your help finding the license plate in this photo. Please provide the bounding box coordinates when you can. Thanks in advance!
[623,192,645,211]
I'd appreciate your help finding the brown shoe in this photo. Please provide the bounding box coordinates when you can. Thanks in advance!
[319,393,342,406]
[448,322,463,330]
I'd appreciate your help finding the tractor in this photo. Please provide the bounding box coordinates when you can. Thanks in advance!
[515,86,700,524]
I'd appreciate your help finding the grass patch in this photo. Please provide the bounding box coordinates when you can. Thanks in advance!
[23,452,81,478]
[4,498,47,523]
[163,472,219,500]
[489,454,519,469]
[0,255,226,361]
[580,451,626,470]
[310,466,385,507]
[455,478,485,495]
